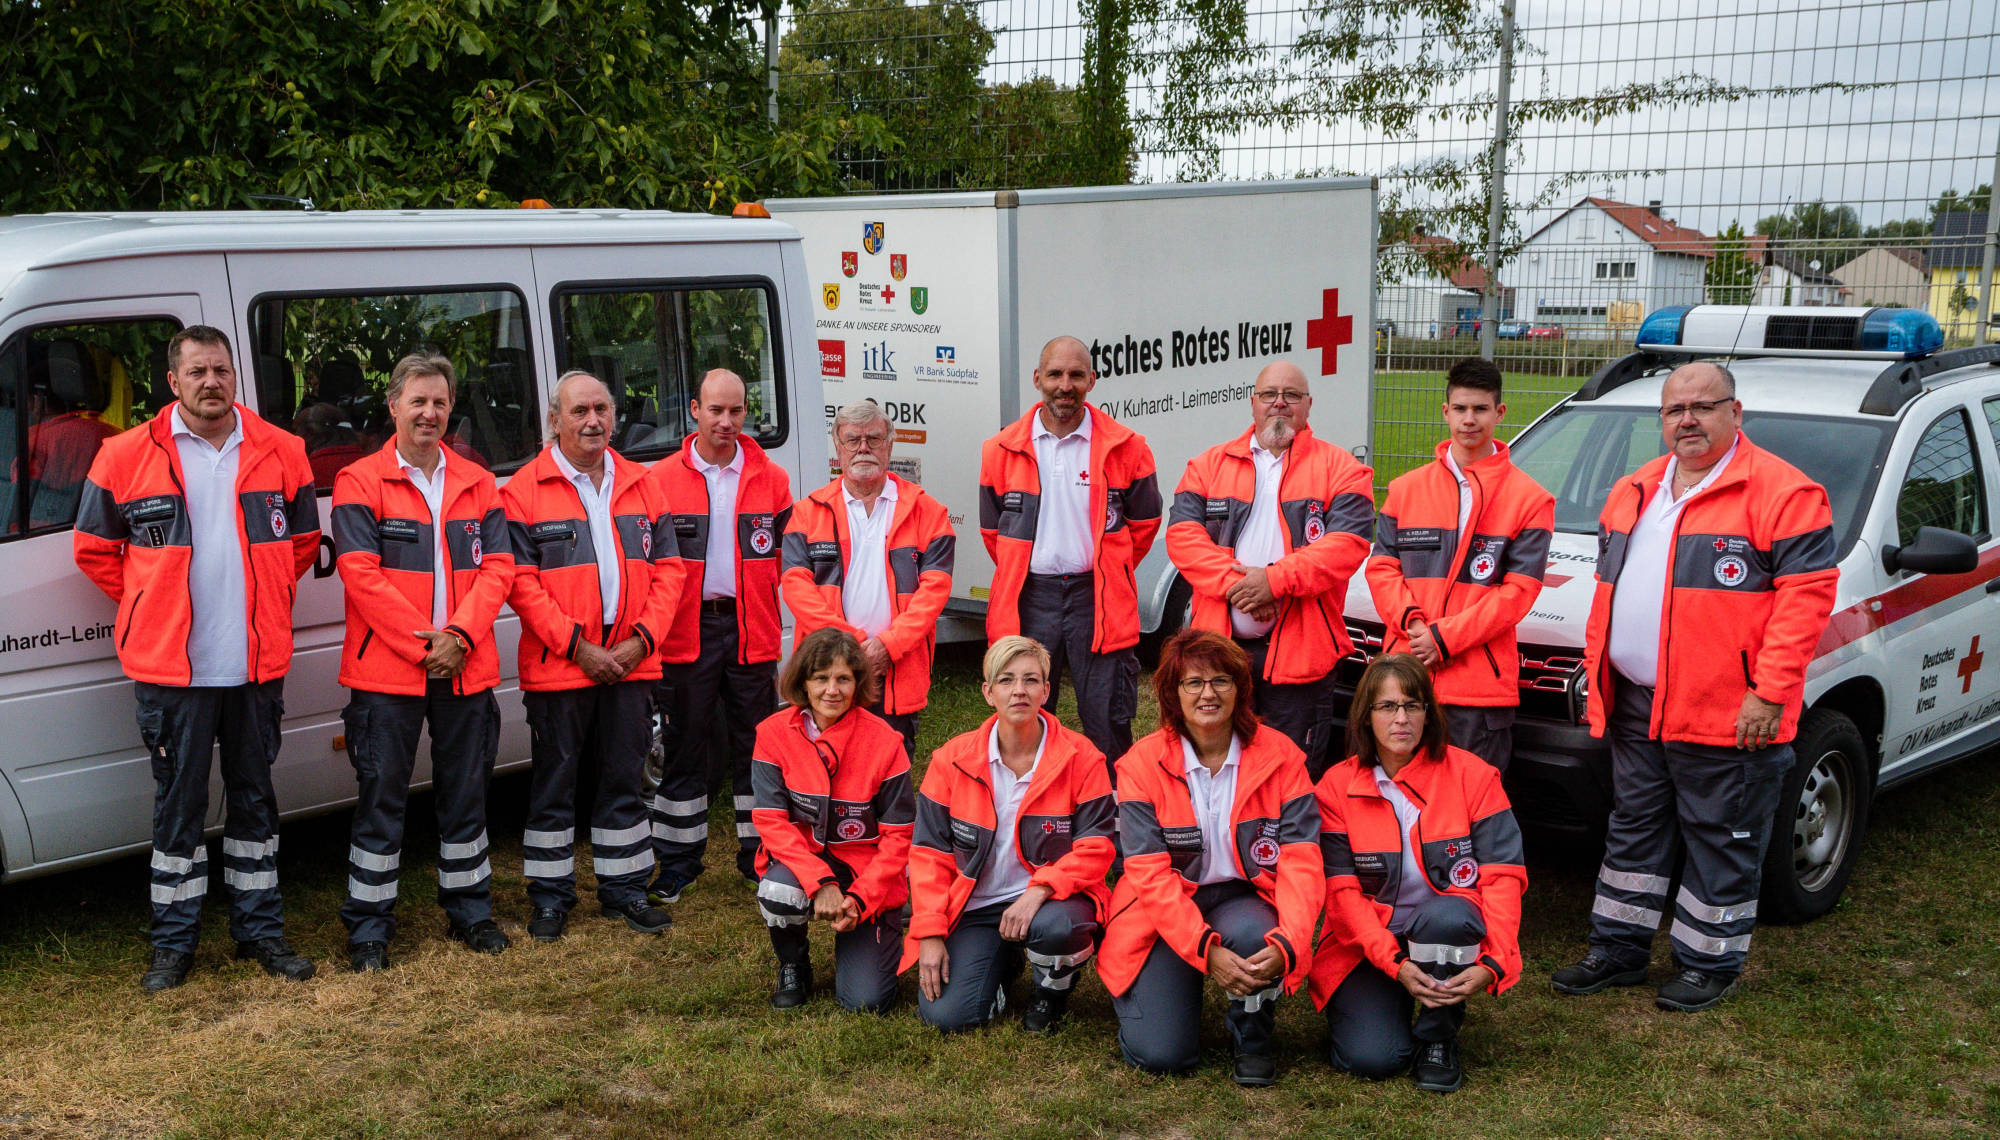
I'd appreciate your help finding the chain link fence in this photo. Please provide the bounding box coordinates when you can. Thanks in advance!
[776,0,2000,482]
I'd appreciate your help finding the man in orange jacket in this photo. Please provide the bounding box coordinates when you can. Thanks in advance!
[781,400,956,758]
[1166,361,1376,779]
[503,372,683,942]
[979,335,1161,764]
[643,369,795,899]
[332,353,516,971]
[1552,362,1838,1013]
[1367,359,1555,772]
[74,325,320,992]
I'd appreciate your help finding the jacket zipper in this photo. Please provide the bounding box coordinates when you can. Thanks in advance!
[1483,645,1501,679]
[1740,649,1753,689]
[357,628,374,660]
[120,589,146,649]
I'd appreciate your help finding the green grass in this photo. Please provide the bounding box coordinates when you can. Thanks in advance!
[0,643,1997,1137]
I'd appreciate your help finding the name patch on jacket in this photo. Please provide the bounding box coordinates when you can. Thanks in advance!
[1161,825,1204,850]
[1001,490,1026,512]
[950,818,981,847]
[1203,499,1232,520]
[528,520,576,543]
[1398,526,1445,551]
[377,518,420,543]
[1353,850,1390,895]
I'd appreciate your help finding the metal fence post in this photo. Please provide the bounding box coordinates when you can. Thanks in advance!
[1480,0,1516,363]
[1978,139,2000,344]
[766,12,780,126]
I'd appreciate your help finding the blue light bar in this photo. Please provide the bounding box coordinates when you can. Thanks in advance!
[1858,308,1944,357]
[1635,306,1693,347]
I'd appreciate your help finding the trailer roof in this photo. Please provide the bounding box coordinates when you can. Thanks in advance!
[0,209,797,286]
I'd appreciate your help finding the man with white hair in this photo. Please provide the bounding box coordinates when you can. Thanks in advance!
[501,371,686,942]
[782,400,956,757]
[1165,360,1376,780]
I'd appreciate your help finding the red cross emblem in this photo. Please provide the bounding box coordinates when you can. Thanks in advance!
[1303,287,1354,376]
[1960,636,1985,693]
[1721,563,1741,582]
[881,285,896,304]
[1041,820,1057,834]
[1713,538,1729,552]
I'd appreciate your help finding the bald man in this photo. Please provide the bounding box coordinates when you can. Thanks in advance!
[642,369,794,903]
[979,335,1162,764]
[1165,360,1376,779]
[502,372,685,940]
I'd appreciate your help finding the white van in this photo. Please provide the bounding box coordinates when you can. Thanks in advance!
[0,209,825,883]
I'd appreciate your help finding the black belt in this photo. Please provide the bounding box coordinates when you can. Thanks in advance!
[1026,571,1093,584]
[699,598,737,615]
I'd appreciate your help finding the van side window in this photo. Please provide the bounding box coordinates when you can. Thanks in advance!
[248,289,538,488]
[1896,407,1988,550]
[0,319,181,539]
[555,282,786,458]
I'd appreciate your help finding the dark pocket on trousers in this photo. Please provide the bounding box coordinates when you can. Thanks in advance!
[341,704,372,776]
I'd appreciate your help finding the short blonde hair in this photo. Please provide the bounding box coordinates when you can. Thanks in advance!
[982,636,1051,684]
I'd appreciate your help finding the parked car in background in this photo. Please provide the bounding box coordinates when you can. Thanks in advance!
[1497,320,1530,339]
[1335,303,2000,925]
[1526,323,1565,339]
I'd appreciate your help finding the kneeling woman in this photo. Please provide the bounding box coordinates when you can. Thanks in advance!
[1101,629,1323,1087]
[751,627,915,1012]
[1311,654,1526,1094]
[904,636,1116,1034]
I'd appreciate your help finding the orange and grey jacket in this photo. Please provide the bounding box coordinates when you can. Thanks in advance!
[501,445,685,691]
[1309,745,1527,1008]
[751,706,915,923]
[780,473,955,715]
[331,441,514,696]
[1367,439,1556,706]
[74,404,319,686]
[900,711,1116,971]
[642,435,793,665]
[1165,426,1375,683]
[1098,725,1325,998]
[1583,431,1838,746]
[978,404,1162,650]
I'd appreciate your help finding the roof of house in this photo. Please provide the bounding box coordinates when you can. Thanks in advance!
[1930,211,1990,270]
[1396,233,1498,290]
[1765,248,1845,286]
[1831,245,1928,279]
[1523,197,1715,256]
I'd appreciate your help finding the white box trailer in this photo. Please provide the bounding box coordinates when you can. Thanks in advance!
[764,178,1378,640]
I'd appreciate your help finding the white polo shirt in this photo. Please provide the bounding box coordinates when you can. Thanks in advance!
[1372,765,1430,935]
[170,408,249,686]
[1028,411,1094,575]
[1230,443,1286,638]
[552,446,620,624]
[1180,734,1244,885]
[841,477,899,638]
[694,441,743,600]
[1607,437,1740,686]
[395,446,450,629]
[966,719,1049,910]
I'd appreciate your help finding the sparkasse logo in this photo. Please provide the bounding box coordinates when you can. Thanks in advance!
[819,339,846,379]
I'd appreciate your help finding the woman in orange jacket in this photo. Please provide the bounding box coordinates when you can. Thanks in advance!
[751,627,915,1012]
[1101,629,1324,1087]
[904,636,1116,1035]
[1311,654,1527,1095]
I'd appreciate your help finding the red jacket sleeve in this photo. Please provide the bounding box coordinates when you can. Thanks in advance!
[1316,778,1405,982]
[1750,480,1840,710]
[442,483,515,648]
[1432,489,1555,661]
[1266,761,1326,989]
[1116,750,1220,972]
[1165,454,1245,605]
[779,498,865,641]
[72,452,128,602]
[907,757,961,942]
[629,481,684,657]
[1466,762,1527,995]
[977,439,1003,563]
[879,496,955,661]
[1365,478,1427,634]
[1028,741,1116,900]
[281,439,321,581]
[1265,451,1374,600]
[332,467,434,668]
[499,480,584,660]
[848,748,916,922]
[1122,439,1163,565]
[749,722,839,893]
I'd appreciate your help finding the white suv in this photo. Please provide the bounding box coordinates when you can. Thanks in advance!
[1339,305,2000,922]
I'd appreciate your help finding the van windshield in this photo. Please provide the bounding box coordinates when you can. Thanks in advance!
[1509,405,1893,554]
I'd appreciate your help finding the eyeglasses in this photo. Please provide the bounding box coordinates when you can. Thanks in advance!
[1369,700,1426,718]
[837,431,891,451]
[1179,676,1237,695]
[1659,400,1730,421]
[1253,389,1308,406]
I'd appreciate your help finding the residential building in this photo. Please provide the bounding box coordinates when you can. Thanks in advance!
[1927,211,1996,341]
[1511,198,1713,339]
[1832,246,1928,310]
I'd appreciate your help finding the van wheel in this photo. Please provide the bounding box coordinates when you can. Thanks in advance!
[1760,707,1873,924]
[1139,576,1194,668]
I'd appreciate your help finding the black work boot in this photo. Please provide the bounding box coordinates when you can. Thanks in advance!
[1019,986,1071,1034]
[448,919,511,954]
[1411,1038,1464,1093]
[527,907,568,943]
[1655,968,1738,1012]
[1551,950,1648,995]
[769,926,812,1009]
[140,948,194,993]
[235,937,317,981]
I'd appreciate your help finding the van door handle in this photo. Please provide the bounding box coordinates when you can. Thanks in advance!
[1985,577,2000,594]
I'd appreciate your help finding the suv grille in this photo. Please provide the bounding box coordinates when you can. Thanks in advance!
[1764,314,1860,352]
[1341,618,1584,724]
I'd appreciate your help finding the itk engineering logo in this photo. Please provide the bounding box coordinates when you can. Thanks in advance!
[819,339,846,379]
[861,341,897,381]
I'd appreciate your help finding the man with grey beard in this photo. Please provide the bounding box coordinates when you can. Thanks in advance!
[1165,361,1376,779]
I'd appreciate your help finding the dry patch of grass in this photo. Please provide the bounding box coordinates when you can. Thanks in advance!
[0,644,1996,1138]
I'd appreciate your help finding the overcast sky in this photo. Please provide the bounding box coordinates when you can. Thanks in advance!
[951,0,2000,235]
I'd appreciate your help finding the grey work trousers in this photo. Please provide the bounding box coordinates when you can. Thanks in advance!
[650,608,777,886]
[757,858,908,1013]
[1587,675,1789,978]
[521,681,656,911]
[1113,882,1282,1073]
[916,895,1101,1033]
[1020,571,1139,766]
[1443,704,1516,775]
[1240,635,1339,781]
[1324,893,1487,1079]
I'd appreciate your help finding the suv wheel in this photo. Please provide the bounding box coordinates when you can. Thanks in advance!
[1760,707,1874,923]
[642,705,667,800]
[1138,576,1194,668]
